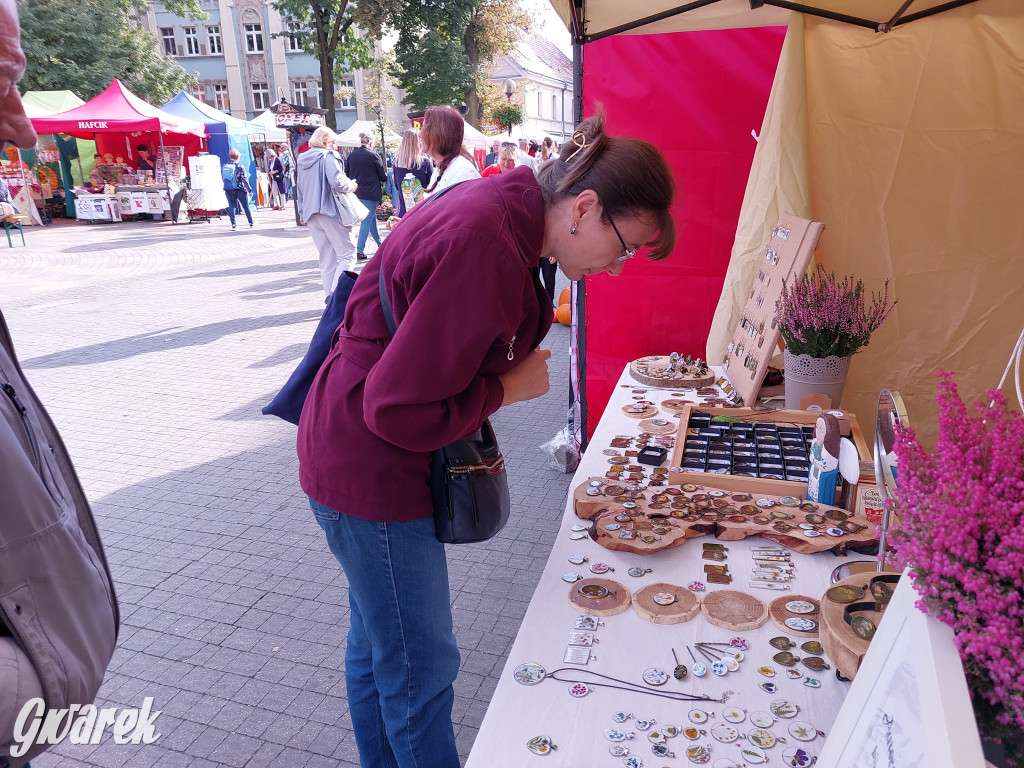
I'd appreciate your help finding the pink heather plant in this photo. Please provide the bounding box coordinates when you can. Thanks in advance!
[776,266,896,358]
[889,372,1024,758]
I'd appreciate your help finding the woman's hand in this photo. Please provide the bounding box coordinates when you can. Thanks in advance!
[498,348,551,406]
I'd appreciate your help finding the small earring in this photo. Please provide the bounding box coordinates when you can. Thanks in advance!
[569,222,577,235]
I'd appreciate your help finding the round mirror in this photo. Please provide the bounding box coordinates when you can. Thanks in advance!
[874,389,909,571]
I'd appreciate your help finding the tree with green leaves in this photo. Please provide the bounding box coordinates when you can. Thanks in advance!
[270,0,390,130]
[17,0,198,104]
[392,0,529,128]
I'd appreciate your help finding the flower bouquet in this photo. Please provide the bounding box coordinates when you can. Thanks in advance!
[776,266,897,408]
[375,200,394,221]
[889,373,1024,762]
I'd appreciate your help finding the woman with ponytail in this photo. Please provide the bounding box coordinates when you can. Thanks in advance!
[419,105,480,194]
[298,110,676,768]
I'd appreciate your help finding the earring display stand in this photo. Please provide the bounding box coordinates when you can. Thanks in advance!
[629,355,716,389]
[700,589,769,631]
[768,595,822,638]
[631,583,701,624]
[819,573,900,680]
[568,578,632,617]
[721,213,825,406]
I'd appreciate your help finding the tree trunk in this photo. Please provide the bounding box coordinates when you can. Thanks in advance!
[463,16,482,128]
[312,7,337,130]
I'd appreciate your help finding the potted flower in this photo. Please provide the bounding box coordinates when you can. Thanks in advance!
[775,265,896,408]
[375,199,394,222]
[889,373,1024,765]
[491,103,524,136]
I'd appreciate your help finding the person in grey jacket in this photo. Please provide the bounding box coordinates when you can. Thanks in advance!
[297,126,360,298]
[2,7,119,763]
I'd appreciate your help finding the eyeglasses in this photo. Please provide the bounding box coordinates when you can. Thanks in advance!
[500,142,516,149]
[605,210,638,263]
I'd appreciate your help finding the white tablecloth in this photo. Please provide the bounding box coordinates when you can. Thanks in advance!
[467,365,863,767]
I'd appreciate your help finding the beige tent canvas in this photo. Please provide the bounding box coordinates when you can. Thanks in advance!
[548,0,1024,447]
[335,120,402,147]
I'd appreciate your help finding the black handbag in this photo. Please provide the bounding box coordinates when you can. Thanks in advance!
[378,268,511,544]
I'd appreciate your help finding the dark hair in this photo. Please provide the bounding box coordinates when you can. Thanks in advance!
[136,144,149,153]
[420,105,474,191]
[536,112,676,260]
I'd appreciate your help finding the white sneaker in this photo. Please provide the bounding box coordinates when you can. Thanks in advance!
[231,224,237,230]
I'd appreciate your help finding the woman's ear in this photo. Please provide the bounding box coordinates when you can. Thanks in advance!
[571,189,600,225]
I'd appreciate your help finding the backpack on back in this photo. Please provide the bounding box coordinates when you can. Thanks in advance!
[222,163,239,190]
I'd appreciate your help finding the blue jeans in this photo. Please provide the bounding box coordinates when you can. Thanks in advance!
[225,188,252,226]
[310,498,460,768]
[356,199,381,252]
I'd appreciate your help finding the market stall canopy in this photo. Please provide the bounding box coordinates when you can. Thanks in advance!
[335,120,402,147]
[250,110,289,142]
[161,91,268,137]
[461,119,489,150]
[548,0,981,38]
[28,80,206,140]
[20,90,85,117]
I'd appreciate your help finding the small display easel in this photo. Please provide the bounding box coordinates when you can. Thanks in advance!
[722,213,824,406]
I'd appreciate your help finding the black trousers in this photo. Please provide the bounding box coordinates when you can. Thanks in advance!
[540,259,557,303]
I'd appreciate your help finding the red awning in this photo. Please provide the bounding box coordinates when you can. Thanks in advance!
[29,79,206,139]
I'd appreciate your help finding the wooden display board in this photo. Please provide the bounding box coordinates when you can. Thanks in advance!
[629,355,715,389]
[572,477,878,556]
[721,213,824,406]
[668,404,870,501]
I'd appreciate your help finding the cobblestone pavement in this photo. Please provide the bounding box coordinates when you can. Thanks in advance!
[1,208,574,767]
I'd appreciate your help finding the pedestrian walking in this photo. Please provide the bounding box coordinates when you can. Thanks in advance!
[392,128,433,218]
[267,149,287,209]
[297,126,359,298]
[222,148,253,230]
[296,112,677,768]
[346,133,387,260]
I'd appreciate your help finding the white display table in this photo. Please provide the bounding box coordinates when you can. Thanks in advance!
[467,365,858,767]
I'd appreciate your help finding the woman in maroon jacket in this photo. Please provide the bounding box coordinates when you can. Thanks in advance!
[297,113,676,768]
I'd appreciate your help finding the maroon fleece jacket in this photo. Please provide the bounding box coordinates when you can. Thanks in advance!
[297,166,553,521]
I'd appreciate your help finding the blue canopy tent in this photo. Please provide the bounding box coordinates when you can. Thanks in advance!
[161,91,263,205]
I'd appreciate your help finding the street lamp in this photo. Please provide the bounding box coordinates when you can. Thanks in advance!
[502,78,517,136]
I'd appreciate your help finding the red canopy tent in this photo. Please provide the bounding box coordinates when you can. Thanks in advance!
[29,79,205,174]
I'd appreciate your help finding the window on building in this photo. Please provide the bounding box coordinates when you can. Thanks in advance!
[206,25,222,55]
[290,81,307,107]
[313,80,323,107]
[213,83,229,111]
[183,26,199,56]
[160,27,177,56]
[552,93,558,121]
[286,21,303,52]
[191,83,206,103]
[244,23,264,53]
[251,82,270,110]
[338,75,355,108]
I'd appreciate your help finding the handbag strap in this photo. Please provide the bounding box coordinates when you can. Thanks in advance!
[377,180,470,338]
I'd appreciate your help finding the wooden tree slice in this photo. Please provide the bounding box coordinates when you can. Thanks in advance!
[819,575,895,680]
[701,590,769,631]
[660,399,695,414]
[632,583,700,624]
[630,355,716,389]
[622,403,659,419]
[769,595,822,638]
[568,578,632,617]
[638,417,677,435]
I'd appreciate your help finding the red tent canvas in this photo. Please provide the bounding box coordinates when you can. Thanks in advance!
[29,79,206,140]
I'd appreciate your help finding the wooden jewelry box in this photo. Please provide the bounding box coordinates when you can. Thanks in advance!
[667,404,871,506]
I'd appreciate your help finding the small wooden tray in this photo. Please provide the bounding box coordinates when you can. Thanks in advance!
[701,590,769,630]
[622,403,658,419]
[629,355,715,389]
[769,594,822,638]
[568,578,632,617]
[632,583,701,624]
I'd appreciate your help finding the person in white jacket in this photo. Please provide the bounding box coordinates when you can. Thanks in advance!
[297,127,360,299]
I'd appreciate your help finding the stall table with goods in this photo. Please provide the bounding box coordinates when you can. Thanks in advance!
[465,350,904,768]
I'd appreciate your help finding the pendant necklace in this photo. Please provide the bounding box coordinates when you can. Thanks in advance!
[513,663,733,703]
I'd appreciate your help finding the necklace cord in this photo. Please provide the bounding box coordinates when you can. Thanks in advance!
[546,667,732,704]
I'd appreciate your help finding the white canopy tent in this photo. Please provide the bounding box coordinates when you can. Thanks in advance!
[249,110,288,142]
[335,120,402,147]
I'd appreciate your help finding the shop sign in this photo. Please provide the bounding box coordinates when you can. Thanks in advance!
[78,121,109,129]
[274,112,323,128]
